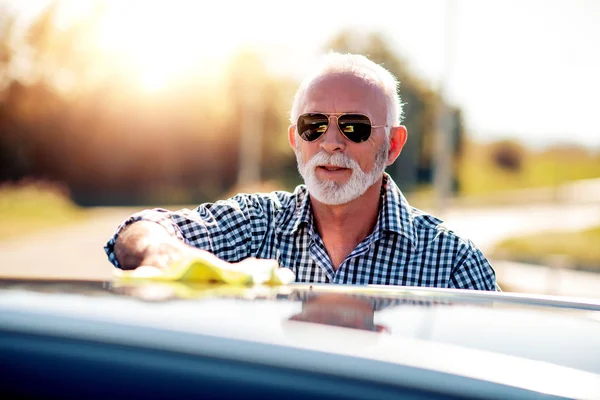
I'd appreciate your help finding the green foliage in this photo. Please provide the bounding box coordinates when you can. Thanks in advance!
[459,141,600,196]
[493,226,600,269]
[0,181,86,239]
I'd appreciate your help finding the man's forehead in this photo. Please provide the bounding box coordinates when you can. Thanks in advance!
[305,73,381,97]
[301,73,385,112]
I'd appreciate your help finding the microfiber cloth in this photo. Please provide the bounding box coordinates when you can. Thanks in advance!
[113,257,295,286]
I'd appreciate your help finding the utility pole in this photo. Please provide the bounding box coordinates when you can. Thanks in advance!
[434,0,457,217]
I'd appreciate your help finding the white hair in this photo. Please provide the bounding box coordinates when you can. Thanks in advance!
[290,52,403,135]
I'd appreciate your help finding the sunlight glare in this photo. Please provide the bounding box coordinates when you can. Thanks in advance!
[89,0,242,92]
[139,70,168,93]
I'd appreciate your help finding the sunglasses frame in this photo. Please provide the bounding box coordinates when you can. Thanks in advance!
[296,112,388,143]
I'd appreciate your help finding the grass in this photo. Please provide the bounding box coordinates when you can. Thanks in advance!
[457,141,600,197]
[492,226,600,271]
[0,182,87,240]
[402,141,600,209]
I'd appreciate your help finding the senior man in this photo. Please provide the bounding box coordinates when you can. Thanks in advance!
[105,52,497,290]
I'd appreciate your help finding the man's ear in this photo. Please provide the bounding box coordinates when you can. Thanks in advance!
[288,124,296,151]
[387,125,407,165]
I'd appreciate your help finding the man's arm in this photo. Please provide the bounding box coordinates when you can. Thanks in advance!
[106,193,284,270]
[113,220,280,274]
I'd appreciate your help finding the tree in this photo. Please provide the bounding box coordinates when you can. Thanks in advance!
[490,140,525,172]
[0,7,16,90]
[226,50,299,192]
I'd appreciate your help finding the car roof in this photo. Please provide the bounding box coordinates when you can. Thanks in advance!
[1,278,600,398]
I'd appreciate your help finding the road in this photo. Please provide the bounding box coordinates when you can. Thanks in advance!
[0,207,136,280]
[443,202,600,253]
[440,200,600,298]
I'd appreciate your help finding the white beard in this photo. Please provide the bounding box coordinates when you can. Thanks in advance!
[296,142,389,205]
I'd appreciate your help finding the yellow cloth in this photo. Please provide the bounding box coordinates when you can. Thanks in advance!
[113,257,295,286]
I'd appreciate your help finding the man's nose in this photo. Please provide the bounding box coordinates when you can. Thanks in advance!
[319,117,347,153]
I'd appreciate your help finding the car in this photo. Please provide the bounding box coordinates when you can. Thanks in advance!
[1,278,599,399]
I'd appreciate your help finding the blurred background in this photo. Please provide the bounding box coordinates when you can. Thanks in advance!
[0,0,599,297]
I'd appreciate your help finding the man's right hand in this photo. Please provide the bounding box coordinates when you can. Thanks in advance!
[114,221,203,271]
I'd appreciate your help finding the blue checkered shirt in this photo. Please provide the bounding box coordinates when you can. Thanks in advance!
[105,174,497,290]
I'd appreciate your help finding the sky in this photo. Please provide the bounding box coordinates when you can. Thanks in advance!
[5,0,600,149]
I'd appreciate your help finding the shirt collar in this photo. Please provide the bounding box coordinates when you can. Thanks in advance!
[276,184,313,235]
[378,173,417,246]
[276,174,417,247]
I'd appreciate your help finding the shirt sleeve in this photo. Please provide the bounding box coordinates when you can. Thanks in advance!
[448,240,499,291]
[104,193,279,269]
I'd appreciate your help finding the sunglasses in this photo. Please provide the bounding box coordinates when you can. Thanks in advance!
[297,113,387,143]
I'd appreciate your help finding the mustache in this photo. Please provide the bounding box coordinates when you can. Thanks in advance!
[305,151,359,170]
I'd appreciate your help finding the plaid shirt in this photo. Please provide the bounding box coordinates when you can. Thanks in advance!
[105,174,497,290]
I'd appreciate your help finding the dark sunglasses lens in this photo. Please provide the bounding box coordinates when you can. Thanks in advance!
[337,114,372,143]
[298,113,329,141]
